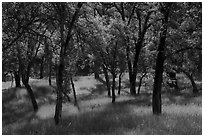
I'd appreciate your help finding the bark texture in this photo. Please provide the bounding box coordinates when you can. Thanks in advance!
[152,3,172,114]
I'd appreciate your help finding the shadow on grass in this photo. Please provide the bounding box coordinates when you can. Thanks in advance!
[2,85,56,126]
[2,88,19,104]
[32,85,55,99]
[2,75,202,135]
[163,91,202,106]
[6,96,202,135]
[2,87,38,126]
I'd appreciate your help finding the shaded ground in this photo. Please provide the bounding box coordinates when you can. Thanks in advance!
[2,73,202,135]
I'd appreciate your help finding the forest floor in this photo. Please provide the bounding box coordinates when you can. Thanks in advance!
[2,73,202,135]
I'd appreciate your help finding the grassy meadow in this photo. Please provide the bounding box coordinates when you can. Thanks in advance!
[2,73,202,135]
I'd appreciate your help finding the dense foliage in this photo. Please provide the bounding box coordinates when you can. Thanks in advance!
[2,2,202,124]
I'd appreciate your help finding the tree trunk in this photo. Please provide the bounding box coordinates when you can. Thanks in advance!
[190,76,199,93]
[112,73,116,103]
[54,2,83,125]
[177,68,199,93]
[14,71,21,87]
[129,75,136,95]
[102,64,111,96]
[190,75,199,93]
[152,51,164,114]
[10,72,14,87]
[49,60,52,86]
[152,3,172,115]
[137,72,147,94]
[94,71,100,79]
[126,36,145,95]
[22,63,38,112]
[39,56,44,79]
[130,43,142,95]
[70,76,79,110]
[54,63,63,125]
[94,60,100,79]
[24,83,38,112]
[125,38,136,95]
[118,72,123,95]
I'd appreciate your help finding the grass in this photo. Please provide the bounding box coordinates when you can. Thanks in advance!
[2,74,202,135]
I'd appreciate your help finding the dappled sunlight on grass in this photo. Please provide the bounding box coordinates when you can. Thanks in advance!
[163,104,202,115]
[2,73,202,135]
[36,103,55,119]
[62,104,80,117]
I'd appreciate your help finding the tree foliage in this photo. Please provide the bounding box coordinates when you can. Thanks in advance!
[2,2,201,124]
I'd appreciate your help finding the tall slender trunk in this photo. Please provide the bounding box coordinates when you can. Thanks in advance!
[14,71,21,87]
[131,36,145,94]
[39,56,44,79]
[137,72,147,94]
[54,2,82,125]
[111,43,117,103]
[54,3,65,125]
[102,64,111,96]
[112,73,116,103]
[152,3,172,114]
[125,39,135,95]
[130,43,142,95]
[70,76,79,109]
[126,35,146,95]
[10,72,14,87]
[49,60,52,86]
[118,72,123,95]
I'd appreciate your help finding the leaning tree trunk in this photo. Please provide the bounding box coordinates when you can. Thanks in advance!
[16,39,38,111]
[24,83,38,111]
[21,62,38,112]
[137,72,147,95]
[70,76,80,110]
[22,72,38,112]
[187,74,198,93]
[152,3,172,115]
[176,68,199,93]
[14,71,21,87]
[118,72,123,95]
[54,2,83,125]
